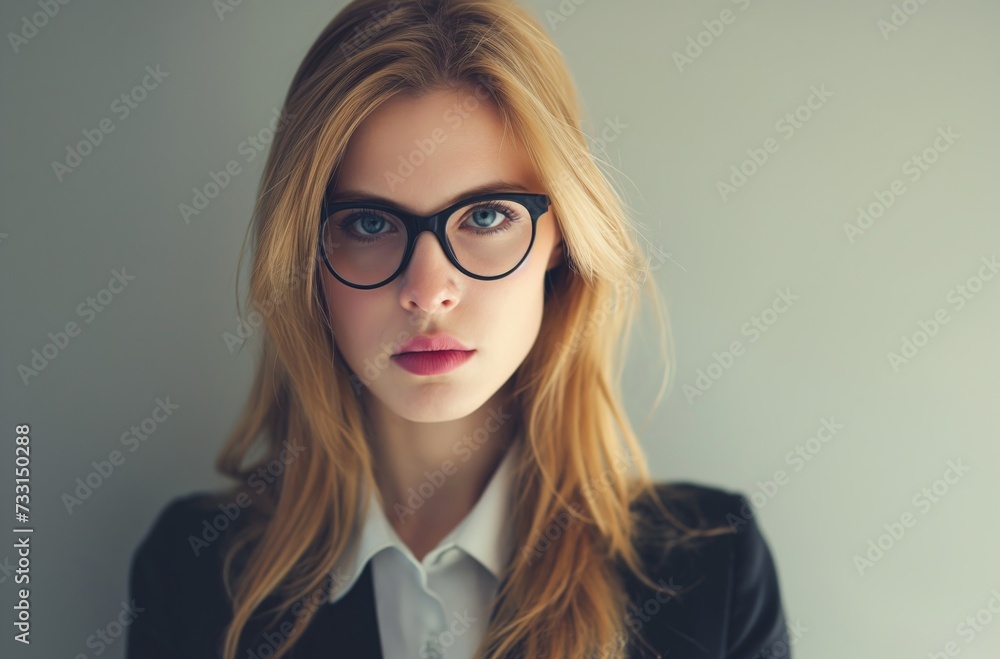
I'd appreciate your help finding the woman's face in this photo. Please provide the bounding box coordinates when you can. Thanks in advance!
[321,88,563,422]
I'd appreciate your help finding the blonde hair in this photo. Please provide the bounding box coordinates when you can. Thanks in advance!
[214,1,728,657]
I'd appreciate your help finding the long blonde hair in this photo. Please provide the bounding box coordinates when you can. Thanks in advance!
[214,1,727,657]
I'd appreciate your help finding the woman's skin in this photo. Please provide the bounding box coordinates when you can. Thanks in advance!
[321,88,564,562]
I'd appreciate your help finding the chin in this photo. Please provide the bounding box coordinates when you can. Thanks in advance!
[377,383,486,423]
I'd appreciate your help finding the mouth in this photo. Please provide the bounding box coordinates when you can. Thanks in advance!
[391,349,475,376]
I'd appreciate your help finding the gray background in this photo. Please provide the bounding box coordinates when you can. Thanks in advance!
[2,0,999,657]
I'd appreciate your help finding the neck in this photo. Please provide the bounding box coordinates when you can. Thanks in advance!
[361,384,518,561]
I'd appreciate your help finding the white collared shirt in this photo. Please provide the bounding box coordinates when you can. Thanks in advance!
[329,443,518,659]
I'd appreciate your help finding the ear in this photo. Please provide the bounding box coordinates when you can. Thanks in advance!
[546,219,565,271]
[546,239,564,271]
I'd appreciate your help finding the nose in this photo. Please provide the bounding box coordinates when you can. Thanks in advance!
[397,231,459,314]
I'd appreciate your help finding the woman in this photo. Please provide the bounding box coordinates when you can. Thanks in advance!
[126,1,791,658]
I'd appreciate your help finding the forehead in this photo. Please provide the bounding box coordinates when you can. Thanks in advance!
[332,89,542,216]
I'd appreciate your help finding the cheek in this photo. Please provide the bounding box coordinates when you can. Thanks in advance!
[323,274,383,345]
[474,256,548,337]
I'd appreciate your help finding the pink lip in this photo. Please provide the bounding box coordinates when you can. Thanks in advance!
[391,350,475,375]
[394,333,472,354]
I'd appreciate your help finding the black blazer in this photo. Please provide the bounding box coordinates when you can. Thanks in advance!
[125,482,792,658]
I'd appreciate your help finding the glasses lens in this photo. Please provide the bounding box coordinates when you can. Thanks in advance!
[446,198,533,277]
[322,207,407,286]
[322,198,535,286]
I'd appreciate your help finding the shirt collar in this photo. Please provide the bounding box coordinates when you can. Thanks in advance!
[329,440,520,603]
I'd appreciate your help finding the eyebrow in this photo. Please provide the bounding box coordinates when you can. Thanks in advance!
[328,180,533,213]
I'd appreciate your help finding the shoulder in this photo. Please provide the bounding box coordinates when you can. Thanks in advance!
[633,480,749,528]
[131,490,252,570]
[624,480,793,659]
[628,480,752,562]
[126,490,257,658]
[130,488,267,589]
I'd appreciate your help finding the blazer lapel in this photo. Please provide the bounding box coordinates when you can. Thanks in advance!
[288,560,384,659]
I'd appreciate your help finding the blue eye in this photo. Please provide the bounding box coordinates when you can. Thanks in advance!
[336,210,400,244]
[462,201,523,235]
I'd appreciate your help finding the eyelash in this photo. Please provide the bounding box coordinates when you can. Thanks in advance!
[335,200,524,244]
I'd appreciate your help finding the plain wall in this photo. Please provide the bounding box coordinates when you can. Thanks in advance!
[2,1,998,657]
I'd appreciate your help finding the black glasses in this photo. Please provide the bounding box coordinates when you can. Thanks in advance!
[318,191,551,289]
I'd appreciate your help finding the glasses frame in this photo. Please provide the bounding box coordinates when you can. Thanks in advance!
[318,191,551,290]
